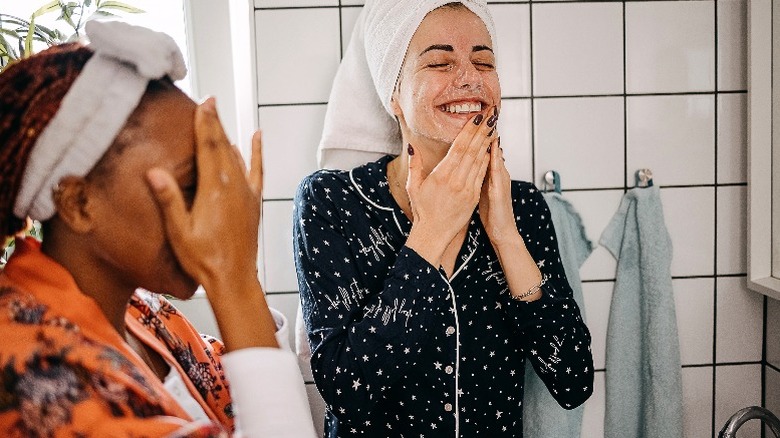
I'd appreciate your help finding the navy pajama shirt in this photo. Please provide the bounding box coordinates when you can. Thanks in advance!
[293,156,593,437]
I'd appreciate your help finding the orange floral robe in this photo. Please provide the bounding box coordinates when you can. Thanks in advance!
[0,238,234,437]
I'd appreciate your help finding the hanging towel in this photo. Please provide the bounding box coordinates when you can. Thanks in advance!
[523,192,593,438]
[600,185,683,438]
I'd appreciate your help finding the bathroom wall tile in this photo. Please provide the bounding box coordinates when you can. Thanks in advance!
[306,383,327,437]
[767,298,780,369]
[498,99,533,182]
[717,93,747,184]
[715,364,762,438]
[627,95,715,187]
[681,367,713,438]
[534,97,624,189]
[766,368,780,435]
[490,4,531,98]
[340,6,363,55]
[660,187,715,277]
[532,2,623,96]
[262,200,298,293]
[674,278,715,366]
[716,186,747,275]
[266,292,301,350]
[256,9,341,104]
[562,190,624,281]
[254,0,338,7]
[582,282,613,371]
[341,0,364,5]
[580,371,605,438]
[717,0,748,91]
[169,293,221,339]
[258,104,325,199]
[626,1,715,93]
[716,277,763,363]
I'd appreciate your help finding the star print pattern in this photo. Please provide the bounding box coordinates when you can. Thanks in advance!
[293,156,594,437]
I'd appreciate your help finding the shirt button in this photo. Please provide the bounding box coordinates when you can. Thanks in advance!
[445,366,454,374]
[444,403,453,412]
[445,326,455,335]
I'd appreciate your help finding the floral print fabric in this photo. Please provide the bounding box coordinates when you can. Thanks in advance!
[0,238,231,437]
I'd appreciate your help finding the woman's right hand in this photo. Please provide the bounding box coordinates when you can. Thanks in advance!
[404,107,497,267]
[146,97,277,350]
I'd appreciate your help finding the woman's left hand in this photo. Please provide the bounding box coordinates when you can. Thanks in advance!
[479,137,517,245]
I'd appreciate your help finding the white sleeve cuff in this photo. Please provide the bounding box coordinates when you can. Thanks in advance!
[222,348,317,438]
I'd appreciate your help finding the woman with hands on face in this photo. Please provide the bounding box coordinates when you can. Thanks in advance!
[293,1,594,437]
[0,21,315,437]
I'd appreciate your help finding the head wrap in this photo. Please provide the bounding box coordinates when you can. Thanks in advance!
[317,0,496,169]
[12,20,186,223]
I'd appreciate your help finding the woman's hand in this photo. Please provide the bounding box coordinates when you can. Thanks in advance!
[404,107,497,267]
[479,137,517,246]
[146,97,277,350]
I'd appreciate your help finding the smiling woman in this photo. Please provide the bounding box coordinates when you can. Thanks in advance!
[293,1,594,437]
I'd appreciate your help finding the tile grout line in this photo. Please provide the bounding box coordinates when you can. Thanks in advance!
[712,1,719,435]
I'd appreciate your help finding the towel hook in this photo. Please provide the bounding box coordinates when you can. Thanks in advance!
[635,168,654,188]
[543,170,561,194]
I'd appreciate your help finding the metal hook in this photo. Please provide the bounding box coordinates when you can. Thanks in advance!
[636,168,654,188]
[543,170,561,194]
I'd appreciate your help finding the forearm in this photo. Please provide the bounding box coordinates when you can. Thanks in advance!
[206,276,279,352]
[491,230,543,302]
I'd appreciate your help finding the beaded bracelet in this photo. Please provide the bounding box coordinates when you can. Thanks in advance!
[511,274,548,301]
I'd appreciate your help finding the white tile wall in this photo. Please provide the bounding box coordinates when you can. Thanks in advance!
[626,95,715,187]
[490,4,531,98]
[768,298,780,369]
[717,0,748,91]
[766,368,780,436]
[534,97,624,189]
[626,1,715,93]
[715,365,762,437]
[532,2,623,96]
[674,278,715,366]
[716,186,747,275]
[715,277,763,363]
[717,93,747,184]
[681,367,713,438]
[661,187,715,277]
[236,1,768,436]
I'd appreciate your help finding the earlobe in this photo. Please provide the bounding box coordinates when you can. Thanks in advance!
[52,176,96,234]
[390,92,403,119]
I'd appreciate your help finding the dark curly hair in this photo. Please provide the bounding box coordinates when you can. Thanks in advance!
[0,43,93,237]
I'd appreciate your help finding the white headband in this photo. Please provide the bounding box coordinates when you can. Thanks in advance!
[317,0,496,167]
[13,20,187,222]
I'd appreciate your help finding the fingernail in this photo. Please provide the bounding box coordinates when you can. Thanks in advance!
[486,115,497,128]
[407,143,414,156]
[487,127,495,137]
[494,106,499,117]
[473,114,484,125]
[487,145,492,154]
[498,136,501,147]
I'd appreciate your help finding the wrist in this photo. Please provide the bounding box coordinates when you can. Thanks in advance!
[405,220,451,268]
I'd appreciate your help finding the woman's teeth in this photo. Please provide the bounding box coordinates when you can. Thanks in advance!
[443,102,482,114]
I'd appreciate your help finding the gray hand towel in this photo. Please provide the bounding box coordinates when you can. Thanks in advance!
[600,185,683,438]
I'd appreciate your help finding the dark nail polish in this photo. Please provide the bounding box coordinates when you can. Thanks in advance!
[494,106,499,117]
[407,143,414,155]
[486,115,497,128]
[487,145,492,154]
[473,114,484,125]
[498,136,501,147]
[487,127,495,137]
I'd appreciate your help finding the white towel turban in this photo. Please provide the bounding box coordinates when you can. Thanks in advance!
[13,20,187,222]
[317,0,496,169]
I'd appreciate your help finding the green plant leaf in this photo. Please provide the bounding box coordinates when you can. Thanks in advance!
[25,0,60,58]
[98,1,144,14]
